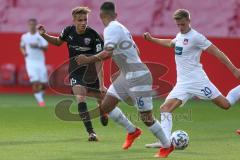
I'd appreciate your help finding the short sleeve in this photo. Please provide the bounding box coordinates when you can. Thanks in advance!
[195,34,212,50]
[20,35,25,47]
[39,36,48,47]
[59,26,71,41]
[103,26,121,49]
[171,37,177,45]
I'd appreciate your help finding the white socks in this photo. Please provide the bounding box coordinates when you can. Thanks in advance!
[226,85,240,106]
[109,107,136,133]
[34,91,44,103]
[161,112,173,139]
[148,120,171,148]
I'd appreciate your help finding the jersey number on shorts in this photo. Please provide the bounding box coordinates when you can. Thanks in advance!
[70,78,77,86]
[136,97,144,107]
[201,87,212,98]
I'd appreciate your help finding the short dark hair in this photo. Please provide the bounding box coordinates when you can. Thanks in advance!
[100,1,115,15]
[28,18,37,23]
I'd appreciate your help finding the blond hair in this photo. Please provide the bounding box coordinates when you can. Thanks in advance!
[173,9,190,20]
[71,6,91,17]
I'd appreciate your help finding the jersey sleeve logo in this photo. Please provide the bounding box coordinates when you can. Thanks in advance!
[175,46,183,55]
[84,38,91,45]
[96,44,102,52]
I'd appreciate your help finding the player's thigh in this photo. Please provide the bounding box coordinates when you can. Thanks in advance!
[106,76,129,102]
[26,64,40,83]
[101,94,119,113]
[212,95,231,110]
[165,84,190,110]
[160,98,182,112]
[86,79,103,100]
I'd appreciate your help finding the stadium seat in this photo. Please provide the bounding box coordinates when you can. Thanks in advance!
[0,0,238,36]
[17,64,31,86]
[0,63,16,85]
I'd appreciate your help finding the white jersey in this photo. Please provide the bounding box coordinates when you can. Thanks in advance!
[104,21,153,111]
[104,21,149,80]
[172,29,212,84]
[20,32,48,64]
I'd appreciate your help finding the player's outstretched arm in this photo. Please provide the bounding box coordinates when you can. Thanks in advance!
[37,25,64,46]
[75,48,113,65]
[143,32,174,48]
[206,44,240,79]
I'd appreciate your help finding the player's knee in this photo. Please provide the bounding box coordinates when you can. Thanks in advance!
[140,111,155,127]
[101,103,114,114]
[76,95,86,103]
[32,83,40,92]
[40,83,46,90]
[160,105,172,112]
[221,103,231,110]
[213,97,231,110]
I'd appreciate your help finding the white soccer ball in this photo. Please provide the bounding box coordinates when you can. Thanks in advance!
[170,130,189,150]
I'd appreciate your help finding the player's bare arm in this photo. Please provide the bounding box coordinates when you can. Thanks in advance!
[206,44,240,79]
[75,48,113,65]
[37,25,64,46]
[143,32,174,48]
[20,46,27,57]
[95,61,107,92]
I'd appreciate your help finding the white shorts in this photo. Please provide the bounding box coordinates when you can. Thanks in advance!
[166,80,222,105]
[106,74,153,112]
[25,62,48,83]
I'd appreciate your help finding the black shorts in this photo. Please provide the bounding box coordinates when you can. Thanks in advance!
[69,70,100,90]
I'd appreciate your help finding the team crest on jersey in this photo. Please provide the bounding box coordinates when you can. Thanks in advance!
[183,38,188,45]
[84,38,91,45]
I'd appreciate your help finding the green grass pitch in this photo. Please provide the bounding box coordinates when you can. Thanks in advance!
[0,94,239,160]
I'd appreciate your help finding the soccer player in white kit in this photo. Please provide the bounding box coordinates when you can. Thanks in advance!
[76,2,174,158]
[143,9,240,148]
[20,19,48,107]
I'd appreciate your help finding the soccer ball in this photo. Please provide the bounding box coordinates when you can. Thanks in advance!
[170,130,189,150]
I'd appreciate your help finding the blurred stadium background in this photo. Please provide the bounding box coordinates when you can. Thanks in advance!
[0,0,239,160]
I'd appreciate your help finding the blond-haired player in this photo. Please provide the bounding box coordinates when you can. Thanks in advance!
[144,9,240,148]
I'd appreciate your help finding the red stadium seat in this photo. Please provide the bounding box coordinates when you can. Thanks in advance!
[0,63,16,85]
[54,64,69,87]
[17,65,31,86]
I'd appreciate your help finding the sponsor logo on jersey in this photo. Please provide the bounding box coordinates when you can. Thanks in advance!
[68,36,73,40]
[84,38,91,45]
[175,46,183,55]
[69,45,91,51]
[183,38,188,45]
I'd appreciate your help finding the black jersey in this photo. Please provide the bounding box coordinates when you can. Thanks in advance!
[59,25,103,84]
[59,25,103,58]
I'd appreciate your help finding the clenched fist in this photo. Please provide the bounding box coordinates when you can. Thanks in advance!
[37,25,46,35]
[143,32,153,41]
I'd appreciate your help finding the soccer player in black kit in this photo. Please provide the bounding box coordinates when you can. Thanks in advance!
[37,7,108,141]
[38,6,140,146]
